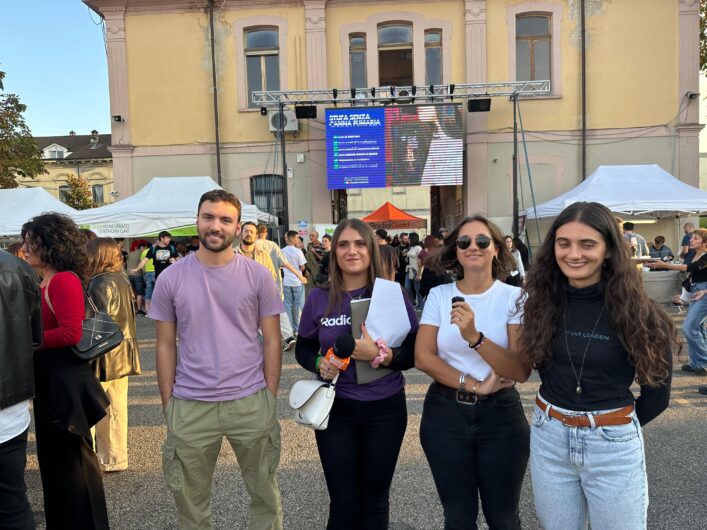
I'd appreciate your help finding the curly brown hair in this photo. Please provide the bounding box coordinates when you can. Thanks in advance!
[21,213,89,281]
[519,202,674,386]
[427,215,516,281]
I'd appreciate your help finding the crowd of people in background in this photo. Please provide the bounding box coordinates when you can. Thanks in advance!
[2,192,704,529]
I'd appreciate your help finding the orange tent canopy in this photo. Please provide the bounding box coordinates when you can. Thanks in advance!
[361,201,427,230]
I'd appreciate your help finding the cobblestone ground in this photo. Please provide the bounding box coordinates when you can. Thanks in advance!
[24,317,707,529]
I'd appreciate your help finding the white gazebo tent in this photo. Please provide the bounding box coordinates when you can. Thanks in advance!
[525,165,707,219]
[0,187,79,236]
[73,177,277,237]
[522,164,707,303]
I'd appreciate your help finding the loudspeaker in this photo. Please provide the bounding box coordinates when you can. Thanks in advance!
[467,98,492,112]
[295,106,317,119]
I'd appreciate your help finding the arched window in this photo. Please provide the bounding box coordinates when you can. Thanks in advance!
[378,24,413,86]
[245,28,280,107]
[516,14,551,81]
[425,30,442,85]
[349,33,367,89]
[251,174,284,238]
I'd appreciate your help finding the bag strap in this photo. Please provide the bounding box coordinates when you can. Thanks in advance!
[43,275,55,315]
[43,271,100,315]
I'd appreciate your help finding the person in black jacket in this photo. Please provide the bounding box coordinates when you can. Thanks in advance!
[520,202,674,530]
[0,249,42,529]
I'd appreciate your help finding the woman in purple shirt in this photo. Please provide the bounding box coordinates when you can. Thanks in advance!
[295,218,418,530]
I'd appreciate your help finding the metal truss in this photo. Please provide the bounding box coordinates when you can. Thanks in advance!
[253,81,550,107]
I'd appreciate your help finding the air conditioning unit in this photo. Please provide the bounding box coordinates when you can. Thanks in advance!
[268,110,299,133]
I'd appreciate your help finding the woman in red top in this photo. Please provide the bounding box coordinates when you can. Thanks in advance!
[21,213,109,530]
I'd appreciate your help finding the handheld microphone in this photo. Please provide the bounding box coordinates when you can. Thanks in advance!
[324,335,356,371]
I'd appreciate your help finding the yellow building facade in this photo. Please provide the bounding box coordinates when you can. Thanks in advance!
[85,0,702,236]
[18,132,115,206]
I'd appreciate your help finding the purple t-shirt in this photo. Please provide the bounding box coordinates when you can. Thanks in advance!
[148,253,284,401]
[298,286,419,401]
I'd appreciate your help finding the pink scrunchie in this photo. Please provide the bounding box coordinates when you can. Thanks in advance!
[371,339,389,368]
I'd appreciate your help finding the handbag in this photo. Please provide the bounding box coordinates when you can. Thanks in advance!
[44,273,124,361]
[288,378,336,430]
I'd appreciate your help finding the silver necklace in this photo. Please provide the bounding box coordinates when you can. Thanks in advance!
[563,305,605,396]
[345,288,367,301]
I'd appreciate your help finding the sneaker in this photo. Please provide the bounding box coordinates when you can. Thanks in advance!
[681,364,695,372]
[693,368,707,376]
[137,309,146,316]
[284,337,296,351]
[698,385,707,395]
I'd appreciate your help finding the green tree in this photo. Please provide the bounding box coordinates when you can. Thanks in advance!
[63,174,95,210]
[0,69,46,188]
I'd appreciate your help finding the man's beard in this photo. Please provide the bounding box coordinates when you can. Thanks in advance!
[198,230,236,252]
[242,235,255,246]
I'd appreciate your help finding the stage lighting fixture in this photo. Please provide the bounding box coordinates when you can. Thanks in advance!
[260,107,267,116]
[112,115,123,122]
[350,88,356,99]
[467,98,492,113]
[371,87,376,97]
[411,85,417,96]
[332,88,338,99]
[390,86,396,97]
[295,106,317,119]
[449,84,455,94]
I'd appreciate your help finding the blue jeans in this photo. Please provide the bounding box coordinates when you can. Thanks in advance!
[530,395,647,530]
[683,281,707,369]
[404,274,424,309]
[283,284,305,335]
[144,272,156,300]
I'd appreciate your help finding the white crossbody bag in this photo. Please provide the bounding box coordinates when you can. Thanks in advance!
[288,374,339,430]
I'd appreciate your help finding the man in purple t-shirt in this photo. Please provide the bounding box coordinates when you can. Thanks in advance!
[149,190,284,529]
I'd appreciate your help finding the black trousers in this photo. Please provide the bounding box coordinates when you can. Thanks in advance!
[0,428,34,530]
[315,390,407,530]
[420,384,530,530]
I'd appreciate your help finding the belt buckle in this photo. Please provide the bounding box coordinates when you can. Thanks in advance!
[456,390,478,405]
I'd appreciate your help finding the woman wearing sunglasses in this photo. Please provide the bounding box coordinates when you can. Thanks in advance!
[415,215,531,529]
[521,202,673,529]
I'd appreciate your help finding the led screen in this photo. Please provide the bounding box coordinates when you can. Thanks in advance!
[325,103,464,189]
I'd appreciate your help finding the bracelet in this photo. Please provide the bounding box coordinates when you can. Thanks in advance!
[459,372,467,391]
[468,331,485,350]
[315,355,323,371]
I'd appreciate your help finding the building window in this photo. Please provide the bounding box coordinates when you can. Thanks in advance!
[59,185,69,203]
[92,184,104,205]
[378,24,413,86]
[245,28,280,108]
[349,34,367,89]
[425,30,442,86]
[251,174,284,238]
[49,149,64,159]
[516,14,551,82]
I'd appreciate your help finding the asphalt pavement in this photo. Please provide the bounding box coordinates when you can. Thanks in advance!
[23,316,707,529]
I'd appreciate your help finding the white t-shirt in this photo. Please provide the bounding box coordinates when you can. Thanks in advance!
[281,245,306,287]
[420,280,523,381]
[407,245,422,273]
[0,400,30,444]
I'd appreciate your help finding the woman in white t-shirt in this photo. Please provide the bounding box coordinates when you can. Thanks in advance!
[415,215,532,529]
[405,232,424,309]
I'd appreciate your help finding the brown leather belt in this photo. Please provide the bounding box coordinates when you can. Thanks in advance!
[535,397,634,427]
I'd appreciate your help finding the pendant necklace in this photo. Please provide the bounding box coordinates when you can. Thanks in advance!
[563,304,605,396]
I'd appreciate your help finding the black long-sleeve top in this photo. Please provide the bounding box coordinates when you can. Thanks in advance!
[538,283,672,426]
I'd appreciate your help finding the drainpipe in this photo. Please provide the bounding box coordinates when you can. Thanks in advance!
[208,0,222,185]
[580,0,587,180]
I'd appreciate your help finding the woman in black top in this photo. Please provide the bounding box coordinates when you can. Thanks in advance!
[647,227,707,374]
[520,202,674,530]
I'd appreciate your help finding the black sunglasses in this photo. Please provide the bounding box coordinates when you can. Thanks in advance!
[455,235,492,250]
